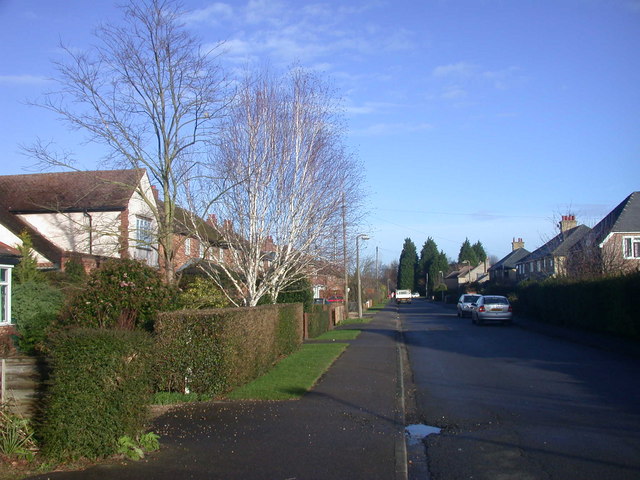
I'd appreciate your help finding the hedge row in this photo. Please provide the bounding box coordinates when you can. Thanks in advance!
[306,305,332,338]
[154,303,303,395]
[516,272,640,339]
[39,329,154,460]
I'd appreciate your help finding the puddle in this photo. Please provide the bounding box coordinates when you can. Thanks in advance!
[405,424,441,446]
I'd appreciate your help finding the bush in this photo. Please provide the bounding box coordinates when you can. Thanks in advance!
[12,281,64,354]
[277,277,314,312]
[38,329,154,460]
[177,276,229,309]
[60,259,177,331]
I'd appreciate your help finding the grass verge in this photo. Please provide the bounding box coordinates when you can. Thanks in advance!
[226,343,347,401]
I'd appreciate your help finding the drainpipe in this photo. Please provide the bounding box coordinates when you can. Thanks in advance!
[83,211,93,255]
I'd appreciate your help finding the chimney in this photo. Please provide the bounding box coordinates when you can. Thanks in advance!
[512,237,525,251]
[150,185,160,202]
[207,214,217,226]
[558,215,577,233]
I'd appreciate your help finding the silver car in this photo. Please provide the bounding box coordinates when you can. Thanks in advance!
[471,295,513,326]
[457,294,481,318]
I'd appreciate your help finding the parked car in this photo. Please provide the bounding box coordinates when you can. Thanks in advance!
[327,296,344,303]
[457,294,481,317]
[313,298,329,305]
[471,295,513,326]
[411,292,419,298]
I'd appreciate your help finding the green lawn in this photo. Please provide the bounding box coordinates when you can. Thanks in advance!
[314,328,361,341]
[226,342,347,400]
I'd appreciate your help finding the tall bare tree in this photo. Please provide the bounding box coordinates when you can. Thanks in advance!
[206,68,362,306]
[25,0,227,284]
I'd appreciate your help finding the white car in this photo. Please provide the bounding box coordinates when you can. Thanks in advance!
[411,292,419,298]
[457,294,480,318]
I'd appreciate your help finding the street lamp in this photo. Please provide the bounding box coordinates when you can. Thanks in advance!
[356,234,370,318]
[439,270,444,302]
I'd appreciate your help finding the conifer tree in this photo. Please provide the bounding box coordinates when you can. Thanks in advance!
[418,238,439,295]
[458,238,479,266]
[397,238,418,290]
[472,240,487,263]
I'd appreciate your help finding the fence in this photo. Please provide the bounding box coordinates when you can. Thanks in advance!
[1,357,40,417]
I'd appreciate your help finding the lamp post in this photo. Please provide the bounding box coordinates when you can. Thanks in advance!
[356,234,370,318]
[439,270,444,302]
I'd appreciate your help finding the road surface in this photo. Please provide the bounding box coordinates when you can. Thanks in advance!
[399,299,640,480]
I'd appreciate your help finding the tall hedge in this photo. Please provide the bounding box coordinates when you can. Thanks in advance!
[39,329,154,460]
[516,272,639,339]
[154,303,303,396]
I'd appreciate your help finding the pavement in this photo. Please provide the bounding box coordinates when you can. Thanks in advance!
[31,304,411,480]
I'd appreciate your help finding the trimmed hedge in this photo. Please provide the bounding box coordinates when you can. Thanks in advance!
[516,272,639,339]
[154,303,303,396]
[306,306,332,339]
[39,329,154,460]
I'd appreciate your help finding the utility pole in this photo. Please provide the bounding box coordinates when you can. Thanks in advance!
[342,194,349,315]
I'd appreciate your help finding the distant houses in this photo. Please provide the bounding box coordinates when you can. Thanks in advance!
[483,192,640,286]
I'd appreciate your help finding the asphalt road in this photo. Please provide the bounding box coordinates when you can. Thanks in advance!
[399,299,640,480]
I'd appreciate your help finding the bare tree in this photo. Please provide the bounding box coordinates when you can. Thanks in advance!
[24,0,227,284]
[206,67,362,306]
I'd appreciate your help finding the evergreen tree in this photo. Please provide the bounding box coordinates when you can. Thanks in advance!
[458,238,479,266]
[472,240,487,263]
[430,250,450,299]
[397,238,418,290]
[14,231,43,284]
[418,238,439,295]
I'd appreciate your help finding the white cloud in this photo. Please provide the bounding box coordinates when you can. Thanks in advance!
[184,3,233,24]
[0,74,49,85]
[433,62,476,77]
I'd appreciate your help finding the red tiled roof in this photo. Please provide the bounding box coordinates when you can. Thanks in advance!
[0,169,145,213]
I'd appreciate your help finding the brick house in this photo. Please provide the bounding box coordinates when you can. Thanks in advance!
[516,215,591,281]
[0,169,159,272]
[568,192,640,277]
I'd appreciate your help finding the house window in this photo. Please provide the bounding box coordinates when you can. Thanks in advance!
[219,248,224,263]
[136,217,153,249]
[0,266,12,325]
[199,241,205,258]
[623,236,640,259]
[185,237,191,256]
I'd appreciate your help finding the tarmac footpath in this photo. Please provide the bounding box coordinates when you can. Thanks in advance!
[32,304,409,480]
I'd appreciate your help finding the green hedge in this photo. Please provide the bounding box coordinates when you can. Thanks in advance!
[39,329,154,460]
[306,306,332,338]
[516,272,639,339]
[154,303,303,396]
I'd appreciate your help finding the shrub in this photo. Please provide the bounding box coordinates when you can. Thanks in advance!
[38,329,154,460]
[12,281,64,354]
[0,403,36,460]
[177,276,229,309]
[60,259,177,331]
[277,277,314,312]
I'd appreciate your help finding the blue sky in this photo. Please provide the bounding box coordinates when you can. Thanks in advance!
[1,0,639,265]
